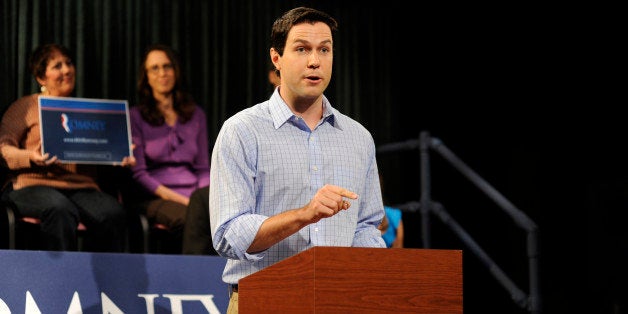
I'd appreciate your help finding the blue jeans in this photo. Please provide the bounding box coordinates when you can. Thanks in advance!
[6,186,126,251]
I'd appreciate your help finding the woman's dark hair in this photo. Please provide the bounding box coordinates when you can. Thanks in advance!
[28,43,74,80]
[136,44,195,125]
[270,7,338,56]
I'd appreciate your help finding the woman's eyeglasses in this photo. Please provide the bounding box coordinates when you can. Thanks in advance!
[147,63,174,74]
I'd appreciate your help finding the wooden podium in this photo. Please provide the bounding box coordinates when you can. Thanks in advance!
[238,246,462,313]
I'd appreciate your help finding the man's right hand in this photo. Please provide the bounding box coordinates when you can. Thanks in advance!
[303,184,358,223]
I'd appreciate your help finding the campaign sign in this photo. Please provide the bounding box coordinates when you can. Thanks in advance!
[0,250,229,313]
[38,96,132,165]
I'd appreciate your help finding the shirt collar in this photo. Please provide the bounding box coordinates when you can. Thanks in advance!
[268,89,342,130]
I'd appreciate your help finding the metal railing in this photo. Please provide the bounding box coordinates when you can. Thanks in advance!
[377,131,541,314]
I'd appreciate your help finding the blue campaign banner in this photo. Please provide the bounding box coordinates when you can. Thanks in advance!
[38,96,132,165]
[0,250,229,313]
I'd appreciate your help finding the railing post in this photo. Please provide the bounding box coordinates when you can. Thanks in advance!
[528,229,542,313]
[419,131,431,248]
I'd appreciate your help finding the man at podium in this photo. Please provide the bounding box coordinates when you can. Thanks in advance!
[209,6,386,313]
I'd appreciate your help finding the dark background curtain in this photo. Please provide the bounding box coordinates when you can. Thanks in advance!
[1,1,623,313]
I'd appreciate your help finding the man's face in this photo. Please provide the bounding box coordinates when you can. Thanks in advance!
[275,22,333,103]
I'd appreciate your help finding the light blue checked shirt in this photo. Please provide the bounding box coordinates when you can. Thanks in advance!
[209,89,386,284]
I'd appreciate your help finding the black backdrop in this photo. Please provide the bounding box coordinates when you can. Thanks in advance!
[1,1,622,313]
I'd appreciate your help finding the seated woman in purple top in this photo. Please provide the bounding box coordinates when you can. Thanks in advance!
[129,44,210,253]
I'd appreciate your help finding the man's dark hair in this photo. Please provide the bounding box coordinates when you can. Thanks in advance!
[270,7,338,56]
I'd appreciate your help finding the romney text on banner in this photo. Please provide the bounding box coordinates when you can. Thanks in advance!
[0,250,228,313]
